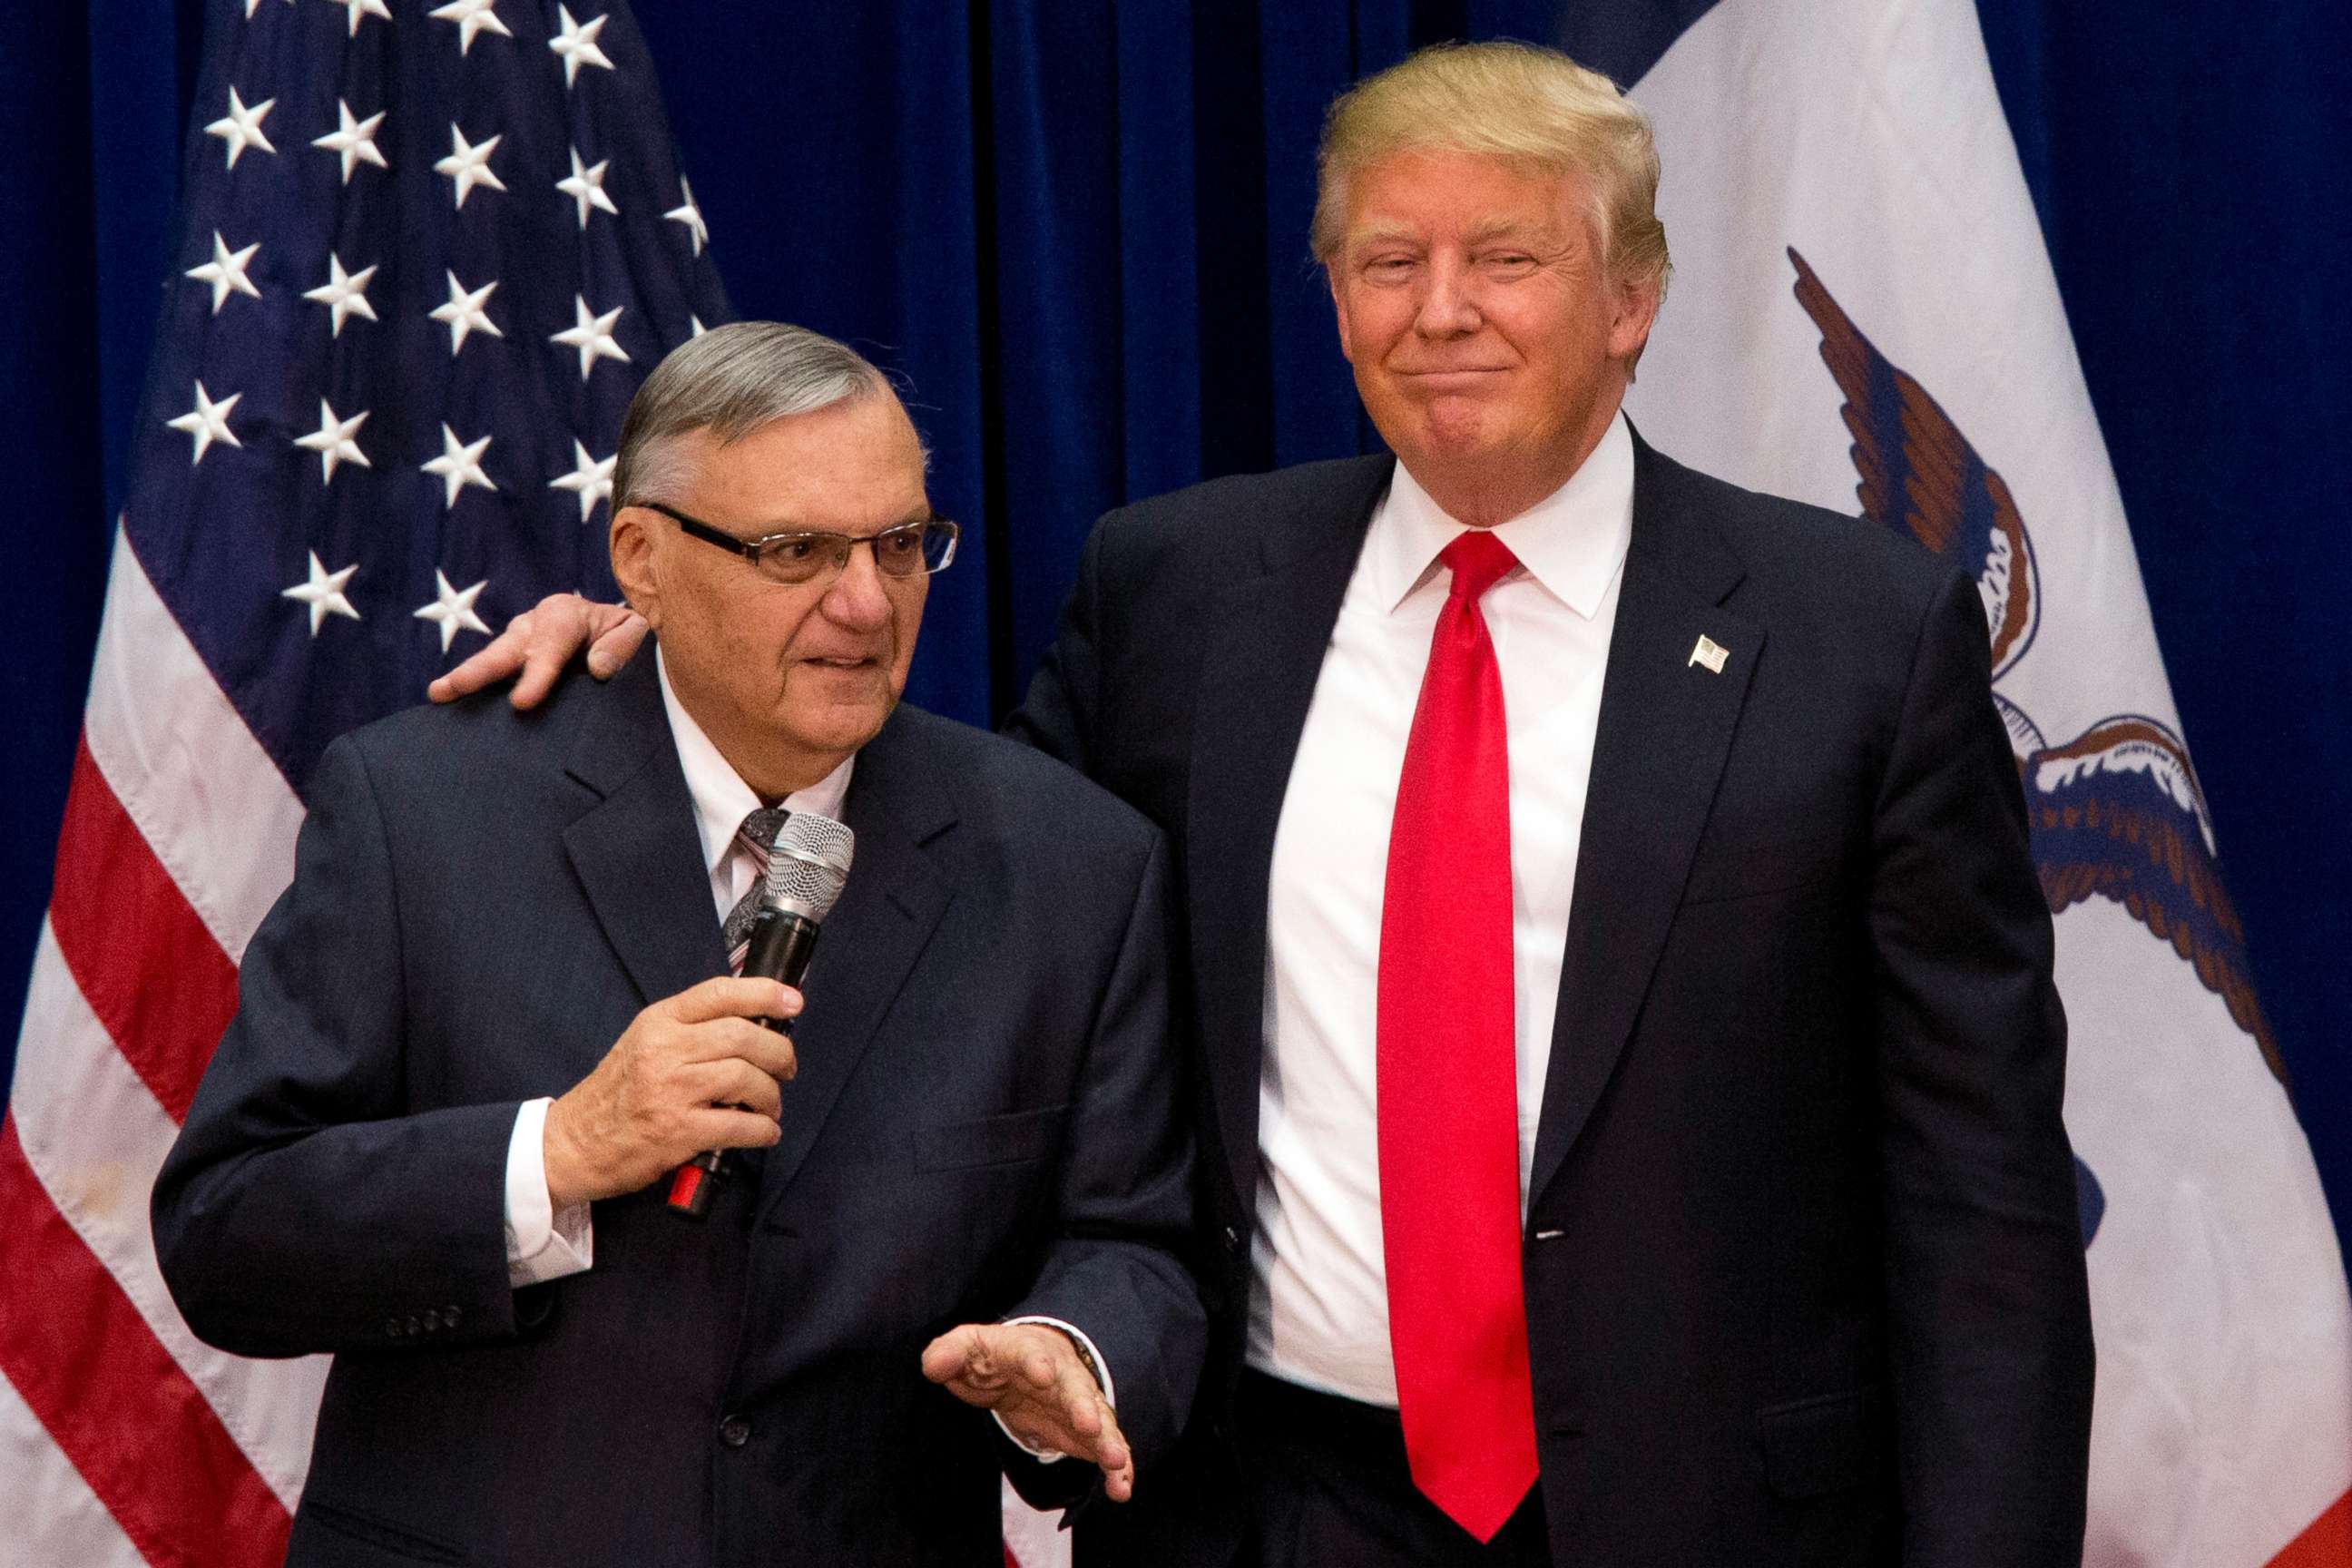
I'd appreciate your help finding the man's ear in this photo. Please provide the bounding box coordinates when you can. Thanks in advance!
[1608,270,1662,367]
[609,505,663,630]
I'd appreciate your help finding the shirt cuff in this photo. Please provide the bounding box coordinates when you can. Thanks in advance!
[504,1098,593,1288]
[994,1316,1115,1464]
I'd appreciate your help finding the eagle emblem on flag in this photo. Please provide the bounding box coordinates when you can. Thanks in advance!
[1788,248,2282,1093]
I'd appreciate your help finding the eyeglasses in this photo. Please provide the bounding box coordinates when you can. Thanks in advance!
[642,501,959,586]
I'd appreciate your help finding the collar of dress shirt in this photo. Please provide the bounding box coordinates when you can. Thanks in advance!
[1369,410,1636,619]
[654,647,856,883]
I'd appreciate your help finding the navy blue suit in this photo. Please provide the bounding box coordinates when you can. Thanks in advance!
[153,650,1205,1566]
[1010,433,2094,1567]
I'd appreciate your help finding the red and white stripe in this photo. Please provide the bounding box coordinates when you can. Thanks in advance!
[4,526,1071,1567]
[3,527,318,1567]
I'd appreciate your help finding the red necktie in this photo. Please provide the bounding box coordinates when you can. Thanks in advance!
[1377,528,1538,1541]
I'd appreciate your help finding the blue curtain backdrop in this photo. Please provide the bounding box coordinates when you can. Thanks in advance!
[8,2,2347,1267]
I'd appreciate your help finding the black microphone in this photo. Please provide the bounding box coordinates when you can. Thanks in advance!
[665,810,855,1218]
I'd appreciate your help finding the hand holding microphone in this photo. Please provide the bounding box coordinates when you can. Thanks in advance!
[667,811,854,1215]
[539,812,853,1216]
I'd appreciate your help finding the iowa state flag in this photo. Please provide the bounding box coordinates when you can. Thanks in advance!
[1607,0,2352,1561]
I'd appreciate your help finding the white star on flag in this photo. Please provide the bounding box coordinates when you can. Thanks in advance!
[312,100,387,185]
[434,124,506,211]
[414,570,492,652]
[282,551,360,635]
[164,379,242,466]
[428,270,505,356]
[551,294,631,381]
[329,0,392,37]
[186,231,262,314]
[422,423,498,508]
[426,0,511,54]
[301,254,379,337]
[204,87,276,170]
[557,148,620,230]
[548,6,615,88]
[664,177,709,257]
[549,438,617,523]
[292,399,371,483]
[13,0,812,1556]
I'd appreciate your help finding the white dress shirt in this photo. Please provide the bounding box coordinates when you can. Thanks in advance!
[1248,413,1635,1406]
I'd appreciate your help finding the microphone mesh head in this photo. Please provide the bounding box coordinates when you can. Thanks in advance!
[762,810,855,922]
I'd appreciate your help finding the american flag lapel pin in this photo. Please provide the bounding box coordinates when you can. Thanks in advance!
[1688,634,1730,673]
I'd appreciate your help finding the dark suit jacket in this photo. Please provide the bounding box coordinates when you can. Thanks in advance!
[152,652,1205,1567]
[1007,433,2094,1567]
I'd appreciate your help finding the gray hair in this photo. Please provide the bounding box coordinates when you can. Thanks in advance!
[612,321,890,511]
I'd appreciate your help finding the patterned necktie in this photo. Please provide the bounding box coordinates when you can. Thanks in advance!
[1377,529,1538,1542]
[722,806,790,973]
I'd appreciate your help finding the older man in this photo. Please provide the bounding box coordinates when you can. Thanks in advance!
[153,322,1203,1566]
[444,42,2093,1568]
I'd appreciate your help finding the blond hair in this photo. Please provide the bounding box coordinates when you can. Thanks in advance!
[1310,40,1670,298]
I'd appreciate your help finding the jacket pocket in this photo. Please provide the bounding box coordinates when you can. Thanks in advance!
[914,1103,1070,1171]
[291,1496,468,1565]
[1680,830,1844,906]
[1757,1385,1888,1500]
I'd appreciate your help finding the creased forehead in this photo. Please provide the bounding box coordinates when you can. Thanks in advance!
[1333,157,1587,251]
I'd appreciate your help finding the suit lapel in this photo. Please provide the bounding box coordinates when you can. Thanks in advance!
[1527,438,1764,1208]
[563,654,730,1012]
[1186,456,1393,1212]
[755,710,955,1221]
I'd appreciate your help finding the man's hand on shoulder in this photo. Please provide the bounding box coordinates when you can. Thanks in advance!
[427,592,647,710]
[542,975,800,1207]
[922,1322,1135,1501]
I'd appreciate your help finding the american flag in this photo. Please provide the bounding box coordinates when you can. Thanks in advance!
[0,3,1053,1563]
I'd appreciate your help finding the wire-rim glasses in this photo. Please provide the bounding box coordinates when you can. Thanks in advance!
[642,501,959,586]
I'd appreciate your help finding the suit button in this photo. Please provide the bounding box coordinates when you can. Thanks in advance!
[419,1309,441,1332]
[443,1304,463,1328]
[405,1314,424,1336]
[719,1415,751,1448]
[386,1318,404,1338]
